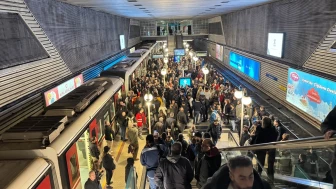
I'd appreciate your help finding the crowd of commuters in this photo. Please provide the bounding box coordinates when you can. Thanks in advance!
[85,45,329,189]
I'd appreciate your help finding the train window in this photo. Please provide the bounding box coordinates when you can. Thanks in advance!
[98,119,103,140]
[110,101,115,118]
[66,143,80,189]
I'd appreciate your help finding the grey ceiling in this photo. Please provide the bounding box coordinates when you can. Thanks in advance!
[58,0,277,19]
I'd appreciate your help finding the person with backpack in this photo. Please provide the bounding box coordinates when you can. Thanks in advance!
[207,119,222,146]
[102,146,116,189]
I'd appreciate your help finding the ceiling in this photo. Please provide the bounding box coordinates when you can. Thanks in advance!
[60,0,277,20]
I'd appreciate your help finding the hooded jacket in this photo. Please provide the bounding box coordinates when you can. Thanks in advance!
[202,164,271,189]
[154,155,194,189]
[195,147,221,187]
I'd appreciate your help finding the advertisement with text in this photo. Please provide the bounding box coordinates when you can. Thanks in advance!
[286,68,336,122]
[215,44,223,61]
[229,52,260,82]
[44,74,84,107]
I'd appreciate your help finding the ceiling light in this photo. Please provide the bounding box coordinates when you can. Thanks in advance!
[127,0,137,2]
[134,4,142,6]
[221,1,230,3]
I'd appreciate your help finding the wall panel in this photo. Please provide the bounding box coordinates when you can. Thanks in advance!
[221,0,336,66]
[0,0,71,108]
[303,24,336,76]
[26,0,130,73]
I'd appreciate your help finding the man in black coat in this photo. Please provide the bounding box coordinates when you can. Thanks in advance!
[195,139,221,188]
[251,117,277,180]
[155,142,194,189]
[84,171,100,189]
[202,155,271,189]
[274,119,286,141]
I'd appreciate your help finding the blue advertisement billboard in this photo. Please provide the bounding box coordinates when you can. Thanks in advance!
[229,52,260,82]
[286,68,336,122]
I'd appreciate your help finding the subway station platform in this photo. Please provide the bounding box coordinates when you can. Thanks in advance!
[98,119,230,189]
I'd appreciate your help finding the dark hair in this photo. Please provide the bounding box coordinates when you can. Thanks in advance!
[228,156,253,171]
[146,134,155,144]
[203,132,211,139]
[171,142,182,156]
[262,117,272,128]
[161,132,167,140]
[178,133,184,141]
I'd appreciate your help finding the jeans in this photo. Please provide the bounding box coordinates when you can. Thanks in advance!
[148,176,156,189]
[120,126,126,140]
[212,137,218,146]
[194,111,200,124]
[230,120,236,131]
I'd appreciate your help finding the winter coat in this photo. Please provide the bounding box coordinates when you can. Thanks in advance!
[84,179,100,189]
[202,164,272,189]
[177,111,188,131]
[207,123,222,140]
[240,131,250,146]
[155,155,194,189]
[135,112,146,127]
[195,147,221,187]
[102,153,116,171]
[276,125,286,141]
[140,145,161,178]
[193,100,202,112]
[105,125,114,141]
[127,126,139,145]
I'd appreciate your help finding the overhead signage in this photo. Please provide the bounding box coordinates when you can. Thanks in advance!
[44,74,84,107]
[286,68,336,122]
[266,73,278,81]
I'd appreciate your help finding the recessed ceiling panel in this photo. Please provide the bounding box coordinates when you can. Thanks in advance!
[58,0,277,19]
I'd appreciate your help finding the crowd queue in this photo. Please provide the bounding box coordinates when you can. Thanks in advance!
[83,51,310,189]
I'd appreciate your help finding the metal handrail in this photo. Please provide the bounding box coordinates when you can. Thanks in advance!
[219,136,336,151]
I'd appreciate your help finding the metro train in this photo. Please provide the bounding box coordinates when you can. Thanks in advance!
[0,42,159,189]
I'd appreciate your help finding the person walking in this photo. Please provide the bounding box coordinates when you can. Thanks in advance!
[102,146,116,188]
[195,139,221,188]
[105,121,114,152]
[140,134,162,189]
[154,142,194,189]
[207,119,222,146]
[127,120,139,160]
[135,108,146,140]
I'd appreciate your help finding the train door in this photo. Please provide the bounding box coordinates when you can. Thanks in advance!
[74,130,91,188]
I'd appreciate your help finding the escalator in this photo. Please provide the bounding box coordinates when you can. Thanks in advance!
[223,132,334,189]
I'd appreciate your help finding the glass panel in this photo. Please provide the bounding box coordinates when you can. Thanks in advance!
[221,146,334,188]
[76,130,91,188]
[110,101,116,118]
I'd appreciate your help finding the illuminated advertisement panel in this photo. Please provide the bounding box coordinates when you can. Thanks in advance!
[44,74,84,107]
[215,44,223,61]
[229,52,260,82]
[286,68,336,122]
